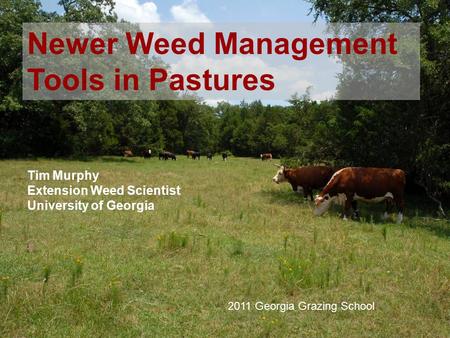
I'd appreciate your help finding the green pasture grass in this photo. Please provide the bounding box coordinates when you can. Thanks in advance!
[0,157,449,337]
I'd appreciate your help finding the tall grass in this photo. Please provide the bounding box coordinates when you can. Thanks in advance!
[0,157,448,337]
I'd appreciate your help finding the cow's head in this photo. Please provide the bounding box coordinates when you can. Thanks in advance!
[314,194,334,216]
[272,164,286,183]
[314,193,346,216]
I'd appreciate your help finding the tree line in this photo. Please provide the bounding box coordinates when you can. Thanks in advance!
[0,0,448,207]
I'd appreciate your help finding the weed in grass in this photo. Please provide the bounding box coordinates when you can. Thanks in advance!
[223,267,230,277]
[359,275,372,294]
[283,235,288,252]
[335,262,341,286]
[240,211,244,221]
[42,265,51,296]
[1,276,10,299]
[69,257,83,287]
[206,237,213,257]
[157,231,189,251]
[191,233,198,253]
[21,224,29,241]
[348,250,355,263]
[382,226,388,241]
[106,279,122,308]
[230,239,244,256]
[194,195,205,208]
[278,255,338,293]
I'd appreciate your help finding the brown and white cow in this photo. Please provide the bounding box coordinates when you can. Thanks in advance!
[261,153,272,161]
[123,150,133,157]
[314,167,405,223]
[272,165,336,201]
[186,150,194,158]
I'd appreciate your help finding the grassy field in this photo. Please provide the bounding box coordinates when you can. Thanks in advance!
[0,157,449,337]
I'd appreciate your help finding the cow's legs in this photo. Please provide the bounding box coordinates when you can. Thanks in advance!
[342,194,353,220]
[303,188,312,201]
[394,195,404,224]
[383,199,394,220]
[351,200,359,219]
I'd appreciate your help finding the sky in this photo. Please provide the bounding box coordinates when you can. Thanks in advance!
[40,0,319,23]
[38,1,329,105]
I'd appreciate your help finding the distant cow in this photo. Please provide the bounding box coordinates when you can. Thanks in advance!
[222,153,228,161]
[159,151,176,160]
[123,150,133,157]
[142,149,152,158]
[272,165,336,201]
[261,153,272,161]
[192,151,201,160]
[164,151,176,160]
[314,167,406,223]
[186,150,194,158]
[207,152,213,160]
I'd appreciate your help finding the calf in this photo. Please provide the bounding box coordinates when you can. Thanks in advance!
[272,165,335,201]
[186,150,194,158]
[261,153,272,161]
[314,167,405,223]
[207,152,213,160]
[222,153,228,161]
[192,151,201,160]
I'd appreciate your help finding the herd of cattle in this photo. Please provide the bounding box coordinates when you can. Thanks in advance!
[123,149,406,223]
[123,149,229,161]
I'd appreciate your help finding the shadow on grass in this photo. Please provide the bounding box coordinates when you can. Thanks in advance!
[402,194,450,238]
[260,188,310,205]
[261,188,450,238]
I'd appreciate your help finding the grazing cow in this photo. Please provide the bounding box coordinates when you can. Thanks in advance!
[272,165,336,201]
[164,151,176,160]
[142,149,152,159]
[222,153,228,161]
[159,151,176,160]
[314,167,406,223]
[186,150,194,158]
[123,150,133,157]
[192,151,201,160]
[207,152,213,160]
[261,153,272,161]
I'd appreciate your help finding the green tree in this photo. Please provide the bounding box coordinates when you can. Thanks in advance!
[307,0,449,210]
